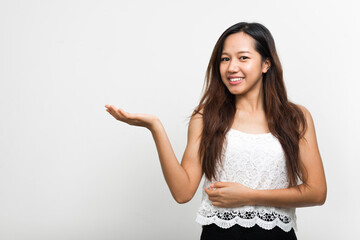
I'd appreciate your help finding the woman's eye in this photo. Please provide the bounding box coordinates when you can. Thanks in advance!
[221,57,230,61]
[240,56,248,60]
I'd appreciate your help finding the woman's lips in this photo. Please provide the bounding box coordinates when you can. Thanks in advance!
[228,77,244,85]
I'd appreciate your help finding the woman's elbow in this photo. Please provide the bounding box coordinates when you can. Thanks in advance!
[313,186,327,206]
[175,198,190,204]
[174,193,193,204]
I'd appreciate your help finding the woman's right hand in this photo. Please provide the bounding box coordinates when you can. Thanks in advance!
[105,104,160,130]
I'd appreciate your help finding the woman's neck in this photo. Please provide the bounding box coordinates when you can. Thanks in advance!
[235,86,264,113]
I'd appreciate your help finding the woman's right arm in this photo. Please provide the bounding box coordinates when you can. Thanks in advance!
[105,105,203,203]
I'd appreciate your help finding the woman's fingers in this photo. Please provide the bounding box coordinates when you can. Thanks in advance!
[116,107,127,117]
[105,105,124,121]
[212,201,222,207]
[205,189,225,207]
[205,187,220,201]
[105,104,158,129]
[107,106,129,120]
[114,108,126,120]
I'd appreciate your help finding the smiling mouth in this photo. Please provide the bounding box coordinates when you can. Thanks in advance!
[229,77,244,82]
[228,77,244,85]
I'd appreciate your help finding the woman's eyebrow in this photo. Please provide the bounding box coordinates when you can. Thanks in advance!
[221,51,251,55]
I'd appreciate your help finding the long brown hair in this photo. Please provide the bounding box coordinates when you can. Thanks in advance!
[193,22,307,187]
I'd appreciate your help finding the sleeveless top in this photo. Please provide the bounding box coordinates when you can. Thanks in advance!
[195,128,297,232]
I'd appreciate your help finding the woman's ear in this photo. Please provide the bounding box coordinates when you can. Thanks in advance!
[262,59,271,73]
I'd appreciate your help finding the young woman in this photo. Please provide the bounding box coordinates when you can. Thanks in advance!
[105,22,327,240]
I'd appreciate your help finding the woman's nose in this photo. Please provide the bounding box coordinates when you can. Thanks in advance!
[228,60,240,73]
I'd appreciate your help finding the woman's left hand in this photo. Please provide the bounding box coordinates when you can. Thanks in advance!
[205,182,255,208]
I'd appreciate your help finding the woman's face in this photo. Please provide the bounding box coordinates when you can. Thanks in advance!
[220,32,270,96]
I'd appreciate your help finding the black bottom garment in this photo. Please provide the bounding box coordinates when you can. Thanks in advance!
[200,224,297,240]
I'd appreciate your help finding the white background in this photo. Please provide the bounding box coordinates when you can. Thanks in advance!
[1,0,359,239]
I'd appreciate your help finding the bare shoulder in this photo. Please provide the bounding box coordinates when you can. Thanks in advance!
[296,104,311,119]
[296,104,317,142]
[188,110,204,140]
[296,104,315,126]
[189,108,204,127]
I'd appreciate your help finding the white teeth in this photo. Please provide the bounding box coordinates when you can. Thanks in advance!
[229,78,244,82]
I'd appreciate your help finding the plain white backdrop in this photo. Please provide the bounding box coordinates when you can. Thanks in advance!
[1,0,359,239]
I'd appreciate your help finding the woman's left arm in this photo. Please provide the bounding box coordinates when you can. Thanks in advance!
[206,106,327,208]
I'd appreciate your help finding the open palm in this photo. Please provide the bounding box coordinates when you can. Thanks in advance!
[105,104,158,129]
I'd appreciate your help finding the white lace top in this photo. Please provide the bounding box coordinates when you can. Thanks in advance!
[196,128,297,232]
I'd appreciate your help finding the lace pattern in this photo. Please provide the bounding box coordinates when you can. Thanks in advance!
[196,204,296,232]
[196,129,297,232]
